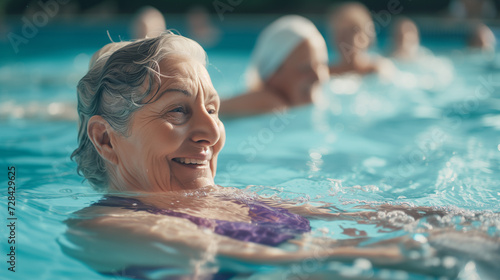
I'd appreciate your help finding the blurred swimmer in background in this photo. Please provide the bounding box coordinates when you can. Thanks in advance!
[327,2,395,78]
[448,0,497,19]
[467,23,497,52]
[186,5,221,48]
[391,17,423,61]
[220,15,329,117]
[388,17,454,91]
[130,6,166,39]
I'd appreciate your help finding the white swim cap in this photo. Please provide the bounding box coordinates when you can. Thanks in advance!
[247,15,327,86]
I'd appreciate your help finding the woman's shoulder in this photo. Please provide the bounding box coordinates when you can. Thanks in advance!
[65,197,196,230]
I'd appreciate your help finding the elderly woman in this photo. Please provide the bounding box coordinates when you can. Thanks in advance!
[62,33,465,279]
[220,15,329,117]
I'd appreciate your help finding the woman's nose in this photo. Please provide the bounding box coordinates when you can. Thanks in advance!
[190,108,221,146]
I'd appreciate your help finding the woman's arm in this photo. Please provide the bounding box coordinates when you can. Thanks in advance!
[60,206,404,275]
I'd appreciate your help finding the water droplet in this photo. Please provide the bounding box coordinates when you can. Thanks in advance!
[413,234,428,243]
[353,258,372,270]
[408,251,420,259]
[317,227,329,234]
[309,152,322,160]
[460,261,479,279]
[443,256,457,268]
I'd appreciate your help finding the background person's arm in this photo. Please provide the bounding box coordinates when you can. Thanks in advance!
[220,89,287,117]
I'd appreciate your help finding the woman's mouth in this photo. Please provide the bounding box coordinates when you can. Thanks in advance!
[172,157,209,166]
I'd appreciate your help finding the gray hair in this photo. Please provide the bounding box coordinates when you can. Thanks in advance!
[71,32,207,191]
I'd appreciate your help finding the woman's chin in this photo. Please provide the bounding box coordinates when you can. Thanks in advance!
[172,177,216,191]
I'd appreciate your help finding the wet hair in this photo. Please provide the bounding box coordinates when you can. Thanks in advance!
[71,32,206,191]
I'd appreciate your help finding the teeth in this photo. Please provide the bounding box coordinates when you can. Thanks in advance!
[174,158,208,165]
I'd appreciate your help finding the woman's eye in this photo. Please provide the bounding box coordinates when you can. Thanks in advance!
[207,104,219,115]
[171,106,186,113]
[162,106,190,124]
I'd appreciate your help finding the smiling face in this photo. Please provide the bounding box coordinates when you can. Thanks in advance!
[108,56,225,192]
[267,40,328,106]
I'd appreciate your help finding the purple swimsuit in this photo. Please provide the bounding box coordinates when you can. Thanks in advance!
[95,195,310,246]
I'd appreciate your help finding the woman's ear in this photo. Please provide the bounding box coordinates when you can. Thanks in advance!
[87,115,119,165]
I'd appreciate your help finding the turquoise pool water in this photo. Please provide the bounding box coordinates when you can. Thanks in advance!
[1,18,500,279]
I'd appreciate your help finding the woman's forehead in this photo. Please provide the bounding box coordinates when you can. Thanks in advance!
[158,57,215,92]
[158,55,206,74]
